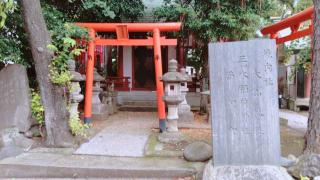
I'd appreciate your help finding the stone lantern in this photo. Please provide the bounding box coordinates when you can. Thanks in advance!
[92,68,109,120]
[68,59,84,118]
[161,59,186,132]
[178,68,194,122]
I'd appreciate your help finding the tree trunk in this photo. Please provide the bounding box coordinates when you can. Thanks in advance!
[305,0,320,153]
[21,0,74,147]
[200,44,209,114]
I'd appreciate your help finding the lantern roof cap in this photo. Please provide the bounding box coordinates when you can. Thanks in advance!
[161,59,186,82]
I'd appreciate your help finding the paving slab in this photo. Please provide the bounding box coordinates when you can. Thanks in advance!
[75,132,149,157]
[75,112,156,157]
[76,111,211,157]
[279,109,308,130]
[0,152,204,179]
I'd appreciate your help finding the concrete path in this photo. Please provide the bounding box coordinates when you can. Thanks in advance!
[75,112,158,157]
[0,150,204,179]
[279,109,308,130]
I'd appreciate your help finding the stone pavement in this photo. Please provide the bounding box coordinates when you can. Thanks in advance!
[279,109,308,130]
[0,148,204,179]
[0,112,207,178]
[75,111,209,157]
[75,112,158,157]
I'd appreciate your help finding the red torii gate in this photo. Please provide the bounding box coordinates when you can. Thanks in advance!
[261,6,314,98]
[76,22,181,132]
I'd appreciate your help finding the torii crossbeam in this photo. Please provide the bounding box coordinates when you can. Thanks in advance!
[76,22,182,132]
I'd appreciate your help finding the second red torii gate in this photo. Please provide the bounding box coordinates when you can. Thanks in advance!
[261,6,313,44]
[261,6,314,98]
[76,22,181,132]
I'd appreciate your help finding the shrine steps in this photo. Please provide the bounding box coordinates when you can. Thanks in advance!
[119,101,158,112]
[0,150,204,179]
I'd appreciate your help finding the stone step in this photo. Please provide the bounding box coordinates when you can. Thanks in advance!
[119,105,158,112]
[0,152,204,179]
[123,101,158,106]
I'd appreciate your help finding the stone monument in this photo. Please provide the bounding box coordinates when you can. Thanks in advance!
[178,68,194,122]
[203,39,293,179]
[0,64,32,132]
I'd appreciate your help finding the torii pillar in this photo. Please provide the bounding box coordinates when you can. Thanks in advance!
[84,28,96,124]
[153,28,166,132]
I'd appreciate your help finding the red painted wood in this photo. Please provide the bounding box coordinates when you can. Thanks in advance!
[276,27,312,44]
[95,38,177,46]
[76,22,181,32]
[84,29,95,120]
[153,28,166,120]
[261,6,314,44]
[261,6,313,35]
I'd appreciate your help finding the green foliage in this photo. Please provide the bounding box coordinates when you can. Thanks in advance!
[207,8,261,40]
[82,0,116,19]
[154,0,276,76]
[300,175,310,180]
[186,48,202,71]
[80,0,145,22]
[283,37,311,82]
[0,0,14,28]
[48,65,72,85]
[0,3,28,66]
[1,0,145,67]
[69,113,90,137]
[295,0,312,12]
[48,23,87,85]
[0,34,26,65]
[286,37,311,74]
[280,0,313,13]
[30,89,45,126]
[43,0,145,22]
[155,0,275,42]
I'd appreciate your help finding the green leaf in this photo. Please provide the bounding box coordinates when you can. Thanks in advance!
[47,44,58,52]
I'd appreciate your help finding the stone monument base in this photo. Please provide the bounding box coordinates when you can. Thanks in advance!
[178,111,194,122]
[92,104,109,121]
[202,161,293,180]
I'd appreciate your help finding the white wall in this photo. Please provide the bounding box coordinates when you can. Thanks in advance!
[123,46,132,88]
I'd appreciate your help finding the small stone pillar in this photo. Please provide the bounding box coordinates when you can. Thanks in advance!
[92,68,109,120]
[101,82,117,115]
[178,68,194,122]
[109,82,118,113]
[161,59,186,132]
[68,60,84,118]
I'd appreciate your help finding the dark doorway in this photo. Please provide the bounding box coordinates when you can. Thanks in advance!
[133,46,156,90]
[297,68,305,98]
[132,46,168,90]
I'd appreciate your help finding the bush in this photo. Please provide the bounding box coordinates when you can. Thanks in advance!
[30,89,44,126]
[69,113,90,137]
